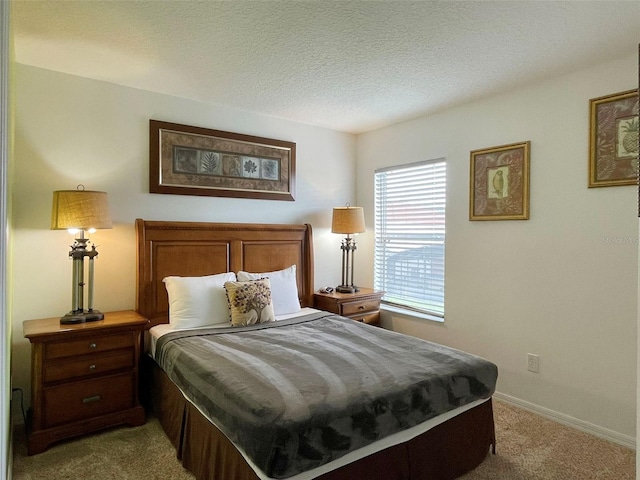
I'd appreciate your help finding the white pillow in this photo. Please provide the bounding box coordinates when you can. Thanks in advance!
[163,272,237,328]
[237,265,301,316]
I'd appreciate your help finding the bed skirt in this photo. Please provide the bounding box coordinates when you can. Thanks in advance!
[144,357,495,480]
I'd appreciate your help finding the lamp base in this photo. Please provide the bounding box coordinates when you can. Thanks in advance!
[60,310,105,325]
[336,285,360,294]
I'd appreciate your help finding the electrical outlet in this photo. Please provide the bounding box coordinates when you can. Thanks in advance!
[527,353,539,373]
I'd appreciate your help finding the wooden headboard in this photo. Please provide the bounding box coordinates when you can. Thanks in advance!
[135,219,314,328]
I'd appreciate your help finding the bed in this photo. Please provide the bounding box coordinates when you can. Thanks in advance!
[136,219,497,480]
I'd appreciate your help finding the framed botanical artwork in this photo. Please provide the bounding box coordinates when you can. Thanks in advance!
[469,141,530,221]
[150,120,296,201]
[589,89,639,188]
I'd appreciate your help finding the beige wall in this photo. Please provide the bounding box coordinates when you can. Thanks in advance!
[10,54,639,448]
[357,53,638,444]
[10,64,356,403]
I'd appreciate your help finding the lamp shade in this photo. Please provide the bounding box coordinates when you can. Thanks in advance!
[331,206,365,234]
[51,189,112,230]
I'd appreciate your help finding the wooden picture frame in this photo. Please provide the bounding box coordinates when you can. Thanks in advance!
[150,120,296,201]
[469,141,530,221]
[588,89,639,188]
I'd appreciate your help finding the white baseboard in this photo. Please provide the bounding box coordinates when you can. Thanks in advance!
[493,391,636,450]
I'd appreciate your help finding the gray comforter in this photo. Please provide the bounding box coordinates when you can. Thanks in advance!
[154,312,498,478]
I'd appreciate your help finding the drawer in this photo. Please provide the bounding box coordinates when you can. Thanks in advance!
[43,372,134,428]
[45,333,135,360]
[43,349,135,383]
[341,299,381,316]
[347,311,380,325]
[314,295,338,313]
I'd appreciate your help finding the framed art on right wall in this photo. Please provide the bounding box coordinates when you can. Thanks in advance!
[589,89,639,188]
[469,141,530,221]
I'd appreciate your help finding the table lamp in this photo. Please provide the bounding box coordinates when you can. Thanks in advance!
[51,185,112,324]
[331,205,365,293]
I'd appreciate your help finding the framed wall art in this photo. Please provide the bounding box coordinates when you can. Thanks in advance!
[469,141,530,221]
[150,120,296,201]
[589,89,638,188]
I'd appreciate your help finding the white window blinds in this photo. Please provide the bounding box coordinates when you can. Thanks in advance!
[374,159,446,317]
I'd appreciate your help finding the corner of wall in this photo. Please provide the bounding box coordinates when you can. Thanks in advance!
[635,40,639,480]
[1,1,15,478]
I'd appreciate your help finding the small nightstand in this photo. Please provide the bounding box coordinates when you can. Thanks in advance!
[23,310,147,455]
[314,288,385,326]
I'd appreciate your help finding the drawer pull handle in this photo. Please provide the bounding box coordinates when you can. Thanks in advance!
[89,343,97,350]
[89,364,97,371]
[358,305,365,310]
[82,395,101,404]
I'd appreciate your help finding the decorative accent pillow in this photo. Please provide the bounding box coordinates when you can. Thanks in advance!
[163,272,236,329]
[237,265,301,316]
[224,279,276,327]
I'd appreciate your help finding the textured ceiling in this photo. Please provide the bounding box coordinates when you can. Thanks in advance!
[11,1,640,134]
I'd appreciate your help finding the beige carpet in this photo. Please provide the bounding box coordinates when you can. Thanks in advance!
[460,401,635,480]
[12,401,635,479]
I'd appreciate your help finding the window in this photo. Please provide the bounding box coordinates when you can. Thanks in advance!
[374,158,446,318]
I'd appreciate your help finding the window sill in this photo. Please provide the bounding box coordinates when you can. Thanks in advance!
[381,303,444,323]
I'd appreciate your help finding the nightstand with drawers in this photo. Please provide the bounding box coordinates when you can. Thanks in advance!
[23,310,147,455]
[314,288,385,326]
